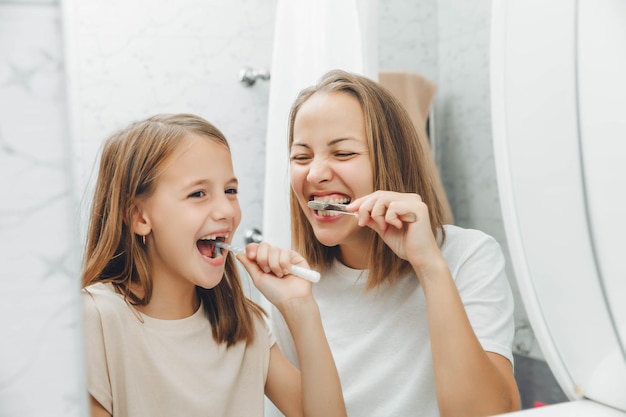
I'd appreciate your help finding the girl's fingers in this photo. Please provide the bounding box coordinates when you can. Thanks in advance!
[245,242,301,278]
[252,242,272,273]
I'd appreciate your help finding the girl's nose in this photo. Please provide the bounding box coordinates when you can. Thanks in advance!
[306,157,332,184]
[210,194,237,220]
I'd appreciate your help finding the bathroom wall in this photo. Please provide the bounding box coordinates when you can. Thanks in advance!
[63,0,276,267]
[0,1,86,415]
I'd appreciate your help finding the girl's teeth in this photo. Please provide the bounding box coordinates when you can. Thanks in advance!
[200,233,230,241]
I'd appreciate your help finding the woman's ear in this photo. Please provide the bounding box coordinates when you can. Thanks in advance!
[130,202,151,237]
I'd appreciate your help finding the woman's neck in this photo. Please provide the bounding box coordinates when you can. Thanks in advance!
[338,238,370,270]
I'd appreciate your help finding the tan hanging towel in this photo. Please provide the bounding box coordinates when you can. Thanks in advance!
[379,71,454,225]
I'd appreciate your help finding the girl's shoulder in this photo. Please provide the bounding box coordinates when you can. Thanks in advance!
[83,282,123,308]
[82,282,140,324]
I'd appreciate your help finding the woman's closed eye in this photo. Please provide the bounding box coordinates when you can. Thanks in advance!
[334,151,357,158]
[290,153,312,162]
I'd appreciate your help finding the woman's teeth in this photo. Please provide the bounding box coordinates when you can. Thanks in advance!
[313,197,350,216]
[313,197,350,204]
[318,210,345,217]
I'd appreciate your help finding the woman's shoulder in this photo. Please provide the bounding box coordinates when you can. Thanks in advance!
[440,224,503,261]
[442,224,498,245]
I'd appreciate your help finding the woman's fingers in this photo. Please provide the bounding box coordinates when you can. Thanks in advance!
[352,191,421,230]
[385,200,419,227]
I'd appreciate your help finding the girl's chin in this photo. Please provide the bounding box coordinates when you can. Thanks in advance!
[196,274,225,290]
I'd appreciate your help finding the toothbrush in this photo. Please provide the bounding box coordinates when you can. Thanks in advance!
[214,241,321,283]
[307,201,358,217]
[308,200,417,223]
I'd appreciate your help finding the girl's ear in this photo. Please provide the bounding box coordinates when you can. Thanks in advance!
[130,202,152,237]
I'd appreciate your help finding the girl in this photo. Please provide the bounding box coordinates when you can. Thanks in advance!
[269,70,520,417]
[81,113,346,417]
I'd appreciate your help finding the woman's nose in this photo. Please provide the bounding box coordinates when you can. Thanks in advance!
[306,157,332,184]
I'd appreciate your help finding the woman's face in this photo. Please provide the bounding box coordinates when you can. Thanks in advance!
[290,91,374,266]
[137,135,241,291]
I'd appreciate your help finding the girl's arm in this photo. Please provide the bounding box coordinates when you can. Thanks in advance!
[237,243,346,417]
[90,395,112,417]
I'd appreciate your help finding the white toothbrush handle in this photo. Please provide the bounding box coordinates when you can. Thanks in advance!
[289,265,321,283]
[220,243,320,283]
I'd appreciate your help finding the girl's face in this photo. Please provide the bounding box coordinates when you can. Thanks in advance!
[290,91,374,267]
[137,135,241,291]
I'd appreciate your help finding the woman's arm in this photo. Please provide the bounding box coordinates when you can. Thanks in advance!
[419,257,520,417]
[351,191,520,417]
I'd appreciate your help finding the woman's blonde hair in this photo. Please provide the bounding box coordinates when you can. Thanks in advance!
[82,113,263,346]
[288,70,446,289]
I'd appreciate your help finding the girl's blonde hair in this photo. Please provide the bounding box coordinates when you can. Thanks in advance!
[288,70,446,289]
[82,113,263,346]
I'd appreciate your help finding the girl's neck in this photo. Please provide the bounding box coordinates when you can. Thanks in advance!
[134,280,200,320]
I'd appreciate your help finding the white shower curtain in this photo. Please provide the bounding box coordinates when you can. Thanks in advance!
[262,0,379,251]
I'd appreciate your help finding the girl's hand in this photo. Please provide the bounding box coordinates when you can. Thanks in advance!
[235,242,313,308]
[348,191,441,270]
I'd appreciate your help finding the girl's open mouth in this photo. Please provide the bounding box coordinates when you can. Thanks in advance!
[197,236,226,259]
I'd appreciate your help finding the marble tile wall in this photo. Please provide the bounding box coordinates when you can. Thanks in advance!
[0,2,86,416]
[64,0,277,256]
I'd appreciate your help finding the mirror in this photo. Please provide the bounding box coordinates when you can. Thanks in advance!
[491,0,626,411]
[4,0,623,414]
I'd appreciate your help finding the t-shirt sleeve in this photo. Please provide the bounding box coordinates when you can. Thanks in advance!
[263,313,277,349]
[267,305,300,369]
[82,289,113,414]
[452,233,515,365]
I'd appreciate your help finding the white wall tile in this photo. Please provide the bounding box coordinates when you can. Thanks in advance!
[0,4,85,416]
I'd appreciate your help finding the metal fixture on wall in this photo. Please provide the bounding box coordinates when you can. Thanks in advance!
[238,66,271,86]
[245,228,264,244]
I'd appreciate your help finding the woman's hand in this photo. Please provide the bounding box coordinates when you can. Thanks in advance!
[235,242,313,309]
[348,191,442,271]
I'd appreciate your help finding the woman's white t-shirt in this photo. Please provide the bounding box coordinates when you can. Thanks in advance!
[269,225,515,417]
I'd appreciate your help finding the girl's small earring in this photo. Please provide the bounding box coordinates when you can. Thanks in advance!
[142,235,146,245]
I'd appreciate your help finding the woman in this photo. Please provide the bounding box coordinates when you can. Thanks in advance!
[270,70,520,417]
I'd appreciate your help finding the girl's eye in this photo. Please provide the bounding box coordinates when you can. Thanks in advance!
[225,187,238,195]
[189,190,206,198]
